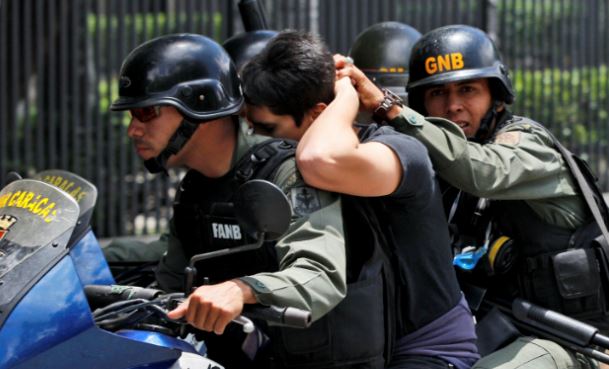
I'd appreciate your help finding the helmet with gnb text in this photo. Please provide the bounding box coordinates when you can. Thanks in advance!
[407,25,514,112]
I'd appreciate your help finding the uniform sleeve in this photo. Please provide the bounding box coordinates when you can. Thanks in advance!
[389,107,579,200]
[102,234,169,263]
[239,158,346,322]
[155,221,189,292]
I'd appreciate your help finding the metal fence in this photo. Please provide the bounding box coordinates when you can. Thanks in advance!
[1,0,608,238]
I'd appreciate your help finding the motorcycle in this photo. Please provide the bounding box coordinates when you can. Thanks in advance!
[4,169,607,369]
[0,173,310,369]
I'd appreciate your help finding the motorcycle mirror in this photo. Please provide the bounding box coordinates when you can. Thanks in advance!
[32,169,98,245]
[3,171,22,187]
[184,179,292,294]
[234,179,291,241]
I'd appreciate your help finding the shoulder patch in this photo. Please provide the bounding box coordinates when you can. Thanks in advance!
[284,172,298,188]
[289,186,322,216]
[494,131,521,146]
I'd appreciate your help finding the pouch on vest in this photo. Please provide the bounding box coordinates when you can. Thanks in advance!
[552,248,604,317]
[488,182,609,323]
[518,246,607,322]
[528,120,609,324]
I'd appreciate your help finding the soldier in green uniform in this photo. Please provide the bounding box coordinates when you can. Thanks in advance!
[336,24,606,369]
[102,30,280,265]
[109,33,390,369]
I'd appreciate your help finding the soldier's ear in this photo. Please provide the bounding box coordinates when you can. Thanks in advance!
[310,103,327,120]
[495,101,505,112]
[302,103,327,129]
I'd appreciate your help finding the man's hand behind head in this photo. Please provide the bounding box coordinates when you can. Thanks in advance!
[334,54,385,113]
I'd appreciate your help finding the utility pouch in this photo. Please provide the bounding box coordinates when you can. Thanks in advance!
[553,248,600,299]
[552,248,604,317]
[518,247,606,320]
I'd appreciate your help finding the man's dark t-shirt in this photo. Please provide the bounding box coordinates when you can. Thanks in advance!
[359,124,479,368]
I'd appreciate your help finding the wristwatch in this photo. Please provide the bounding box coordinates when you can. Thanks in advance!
[372,88,404,124]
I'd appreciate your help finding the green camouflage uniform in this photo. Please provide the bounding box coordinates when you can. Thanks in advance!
[389,106,588,229]
[472,337,595,369]
[104,122,346,320]
[389,107,595,369]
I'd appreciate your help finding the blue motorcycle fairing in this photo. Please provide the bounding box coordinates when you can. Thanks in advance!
[0,255,181,369]
[0,256,96,368]
[115,329,200,354]
[0,178,201,369]
[70,229,115,286]
[10,328,181,369]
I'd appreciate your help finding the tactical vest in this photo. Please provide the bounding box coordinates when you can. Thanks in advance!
[492,200,605,315]
[455,115,609,329]
[173,138,391,369]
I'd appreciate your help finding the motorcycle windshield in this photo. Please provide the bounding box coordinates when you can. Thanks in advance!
[33,169,97,226]
[33,169,116,286]
[0,179,79,316]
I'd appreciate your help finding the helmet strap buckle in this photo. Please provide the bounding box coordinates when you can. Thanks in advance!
[144,119,200,174]
[471,100,501,143]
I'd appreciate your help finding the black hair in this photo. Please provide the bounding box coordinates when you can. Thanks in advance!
[240,30,335,126]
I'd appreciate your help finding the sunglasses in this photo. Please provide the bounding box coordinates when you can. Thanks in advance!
[129,106,161,122]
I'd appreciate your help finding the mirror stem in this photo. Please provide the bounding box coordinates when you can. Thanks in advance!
[183,232,266,295]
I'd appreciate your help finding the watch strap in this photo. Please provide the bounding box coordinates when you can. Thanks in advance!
[372,88,403,124]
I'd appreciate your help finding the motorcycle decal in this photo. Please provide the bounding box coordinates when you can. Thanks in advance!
[211,222,242,240]
[290,186,321,216]
[39,174,89,203]
[0,214,17,242]
[0,191,58,223]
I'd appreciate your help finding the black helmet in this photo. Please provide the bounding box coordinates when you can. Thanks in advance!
[111,33,243,121]
[223,30,278,72]
[349,21,421,100]
[407,25,514,108]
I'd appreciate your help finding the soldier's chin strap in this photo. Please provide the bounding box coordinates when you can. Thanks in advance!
[471,100,502,143]
[144,119,199,174]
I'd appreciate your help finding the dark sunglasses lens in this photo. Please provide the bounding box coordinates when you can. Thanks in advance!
[130,107,159,122]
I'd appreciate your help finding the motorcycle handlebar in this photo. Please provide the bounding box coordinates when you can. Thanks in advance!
[243,304,312,329]
[85,285,164,310]
[85,284,311,329]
